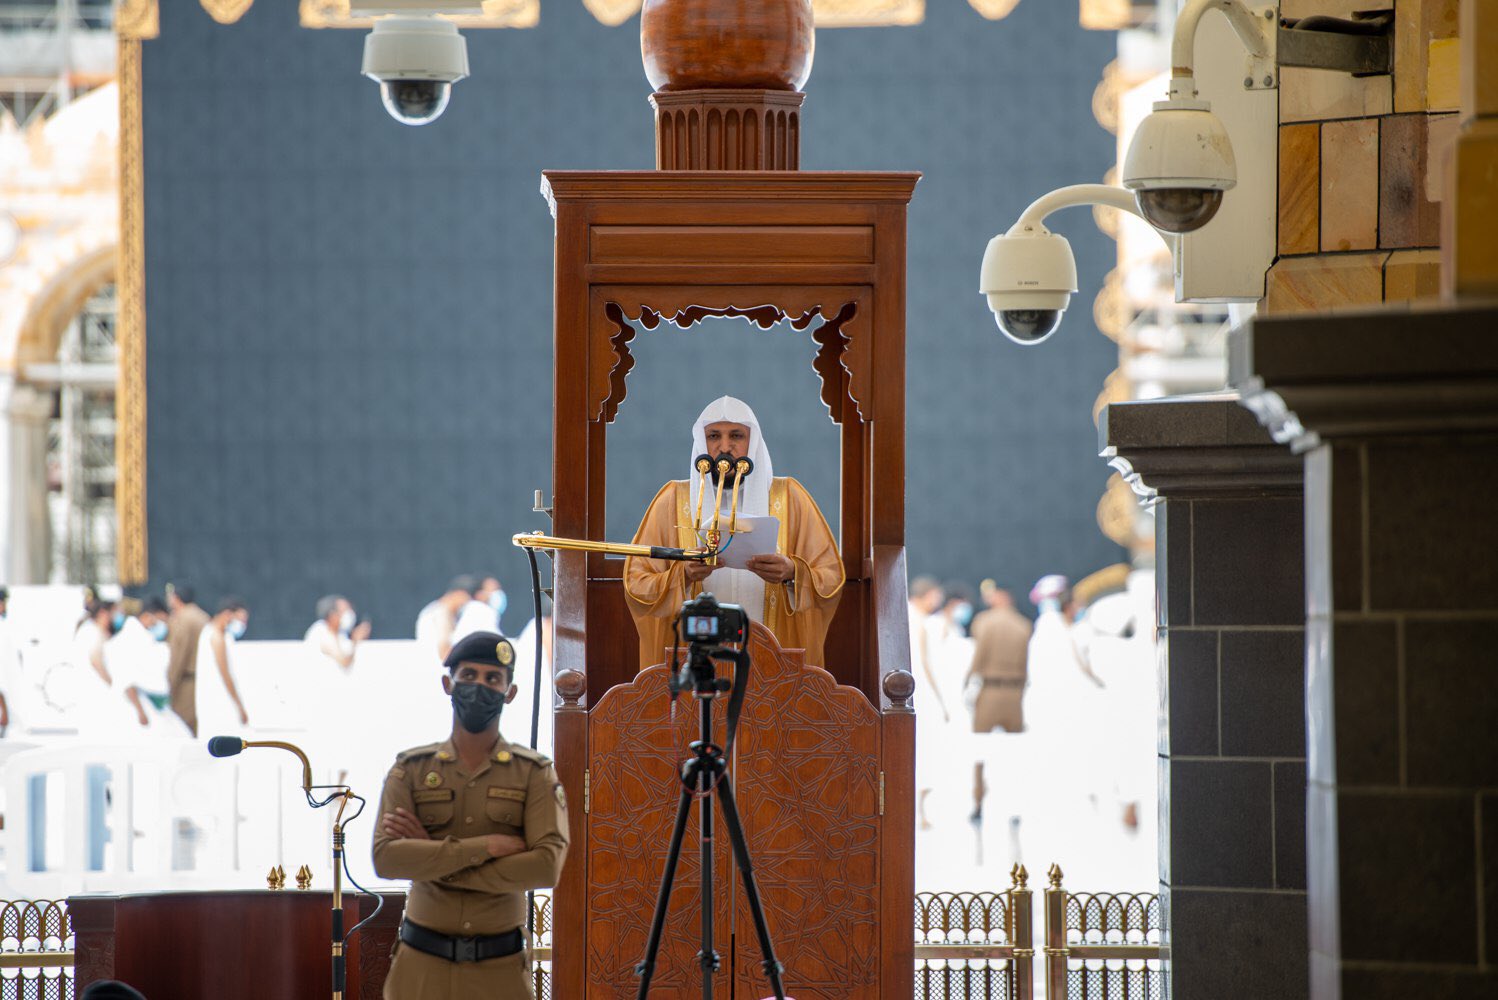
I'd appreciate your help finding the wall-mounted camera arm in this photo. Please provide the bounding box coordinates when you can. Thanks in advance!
[1168,0,1277,97]
[1014,183,1153,235]
[1278,11,1394,76]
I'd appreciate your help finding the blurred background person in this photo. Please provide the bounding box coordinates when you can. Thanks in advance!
[166,583,210,736]
[965,581,1031,823]
[107,597,187,736]
[196,599,251,738]
[908,575,947,830]
[415,575,475,663]
[452,574,506,643]
[304,594,370,671]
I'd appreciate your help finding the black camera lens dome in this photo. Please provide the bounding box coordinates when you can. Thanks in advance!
[379,79,452,126]
[995,308,1063,346]
[1135,188,1223,233]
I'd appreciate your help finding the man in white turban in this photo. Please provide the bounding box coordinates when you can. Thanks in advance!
[624,396,844,670]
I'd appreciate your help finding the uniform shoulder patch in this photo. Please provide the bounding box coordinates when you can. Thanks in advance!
[553,783,567,810]
[395,742,443,765]
[507,745,553,768]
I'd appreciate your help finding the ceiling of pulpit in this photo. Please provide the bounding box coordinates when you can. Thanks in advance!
[139,1,1120,637]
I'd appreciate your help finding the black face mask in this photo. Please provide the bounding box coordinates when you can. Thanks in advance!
[450,682,505,733]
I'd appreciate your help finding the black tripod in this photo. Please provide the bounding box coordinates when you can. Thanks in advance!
[634,641,788,1000]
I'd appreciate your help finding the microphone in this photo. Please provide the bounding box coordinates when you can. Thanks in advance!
[207,735,245,758]
[695,454,713,475]
[206,736,314,792]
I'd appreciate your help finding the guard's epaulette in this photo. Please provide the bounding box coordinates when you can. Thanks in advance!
[395,742,444,765]
[507,745,552,767]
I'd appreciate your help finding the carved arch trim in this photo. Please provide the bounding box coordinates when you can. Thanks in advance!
[588,286,873,426]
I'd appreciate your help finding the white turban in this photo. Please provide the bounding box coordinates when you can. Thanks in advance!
[688,395,773,521]
[686,396,774,620]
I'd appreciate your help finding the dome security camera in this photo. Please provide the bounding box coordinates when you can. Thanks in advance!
[979,226,1078,346]
[1123,94,1237,233]
[361,16,470,126]
[978,184,1175,346]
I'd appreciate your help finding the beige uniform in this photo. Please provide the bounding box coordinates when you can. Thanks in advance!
[372,737,569,999]
[968,606,1032,733]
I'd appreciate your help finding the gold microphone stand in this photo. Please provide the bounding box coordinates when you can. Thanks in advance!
[207,737,360,1000]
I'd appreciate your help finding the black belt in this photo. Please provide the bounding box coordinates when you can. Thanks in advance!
[982,678,1024,688]
[399,918,524,964]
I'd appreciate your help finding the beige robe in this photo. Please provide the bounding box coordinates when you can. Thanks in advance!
[624,477,844,670]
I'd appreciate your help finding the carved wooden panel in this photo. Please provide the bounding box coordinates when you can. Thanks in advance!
[731,623,883,998]
[589,287,871,425]
[586,623,881,998]
[586,656,733,998]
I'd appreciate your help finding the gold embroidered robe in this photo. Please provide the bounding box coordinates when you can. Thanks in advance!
[623,477,844,671]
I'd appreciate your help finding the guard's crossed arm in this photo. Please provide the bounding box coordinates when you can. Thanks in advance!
[371,769,484,882]
[439,764,569,894]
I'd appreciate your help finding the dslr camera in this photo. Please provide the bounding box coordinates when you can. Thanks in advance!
[678,592,747,646]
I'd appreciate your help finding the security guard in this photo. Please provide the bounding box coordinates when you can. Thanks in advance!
[373,631,569,999]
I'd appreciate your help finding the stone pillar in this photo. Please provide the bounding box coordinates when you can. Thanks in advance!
[7,383,52,584]
[1101,395,1308,1000]
[1231,302,1498,998]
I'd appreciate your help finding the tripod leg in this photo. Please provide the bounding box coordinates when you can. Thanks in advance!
[636,784,696,1000]
[715,773,788,1000]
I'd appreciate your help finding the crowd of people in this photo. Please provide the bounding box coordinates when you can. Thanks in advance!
[907,570,1154,841]
[0,574,555,750]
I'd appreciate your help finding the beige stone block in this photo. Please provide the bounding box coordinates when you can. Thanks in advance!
[1461,0,1498,120]
[1380,114,1442,248]
[1264,252,1389,314]
[1279,123,1321,255]
[1321,118,1379,251]
[1281,67,1394,122]
[1426,112,1461,201]
[1427,37,1461,111]
[1383,248,1444,301]
[1395,0,1460,112]
[1441,118,1498,296]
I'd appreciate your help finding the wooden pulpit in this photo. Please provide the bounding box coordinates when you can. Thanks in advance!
[542,169,920,999]
[69,890,403,1000]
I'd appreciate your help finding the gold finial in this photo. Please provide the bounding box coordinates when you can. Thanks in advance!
[295,865,313,890]
[1047,863,1064,889]
[1010,863,1029,890]
[267,865,286,890]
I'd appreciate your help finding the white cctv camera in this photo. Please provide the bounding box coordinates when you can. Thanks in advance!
[1121,0,1277,232]
[1122,92,1236,233]
[979,226,1078,346]
[980,185,1164,346]
[360,15,471,126]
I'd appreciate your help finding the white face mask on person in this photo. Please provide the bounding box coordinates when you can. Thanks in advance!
[339,609,357,634]
[226,619,247,640]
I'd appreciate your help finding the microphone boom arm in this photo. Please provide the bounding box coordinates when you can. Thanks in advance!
[513,532,718,561]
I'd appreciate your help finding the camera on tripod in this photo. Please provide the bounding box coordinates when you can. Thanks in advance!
[679,592,747,645]
[670,593,745,700]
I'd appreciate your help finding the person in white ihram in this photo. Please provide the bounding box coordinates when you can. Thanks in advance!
[195,599,251,737]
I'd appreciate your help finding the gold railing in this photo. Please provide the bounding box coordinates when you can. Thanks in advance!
[915,864,1033,999]
[1044,865,1163,1000]
[11,873,1160,1000]
[0,900,75,1000]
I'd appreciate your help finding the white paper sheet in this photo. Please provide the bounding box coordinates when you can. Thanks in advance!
[703,515,780,569]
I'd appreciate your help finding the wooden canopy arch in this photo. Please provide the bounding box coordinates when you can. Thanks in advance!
[543,169,920,998]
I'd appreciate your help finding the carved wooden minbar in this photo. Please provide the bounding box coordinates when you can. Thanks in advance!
[542,170,920,998]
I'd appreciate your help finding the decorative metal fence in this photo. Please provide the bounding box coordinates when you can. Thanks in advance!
[0,900,74,1000]
[1044,866,1164,1000]
[914,865,1031,999]
[10,872,1160,1000]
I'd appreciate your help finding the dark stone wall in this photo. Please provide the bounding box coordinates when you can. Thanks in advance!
[140,1,1120,638]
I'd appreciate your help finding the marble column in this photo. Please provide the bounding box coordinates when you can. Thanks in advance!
[1231,301,1498,999]
[1101,394,1307,1000]
[8,382,53,584]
